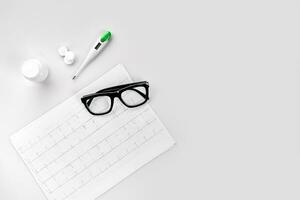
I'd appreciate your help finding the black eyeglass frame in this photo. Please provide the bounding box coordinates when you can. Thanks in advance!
[81,81,149,115]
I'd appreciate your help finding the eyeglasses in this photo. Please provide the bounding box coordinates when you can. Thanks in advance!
[81,81,149,115]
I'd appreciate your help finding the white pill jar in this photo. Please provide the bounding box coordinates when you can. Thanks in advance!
[21,59,49,82]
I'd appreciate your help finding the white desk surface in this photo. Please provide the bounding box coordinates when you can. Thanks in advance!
[1,0,300,199]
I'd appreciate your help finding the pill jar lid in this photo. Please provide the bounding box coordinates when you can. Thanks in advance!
[22,59,41,79]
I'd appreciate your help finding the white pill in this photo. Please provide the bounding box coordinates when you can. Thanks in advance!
[58,46,68,57]
[64,51,75,65]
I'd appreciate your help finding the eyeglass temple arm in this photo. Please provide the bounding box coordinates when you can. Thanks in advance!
[96,81,148,94]
[96,84,126,93]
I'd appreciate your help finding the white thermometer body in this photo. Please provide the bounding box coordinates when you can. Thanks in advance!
[73,31,111,80]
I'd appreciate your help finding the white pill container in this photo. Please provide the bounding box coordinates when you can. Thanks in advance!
[21,59,49,82]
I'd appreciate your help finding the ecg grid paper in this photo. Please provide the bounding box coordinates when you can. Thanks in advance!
[11,64,175,200]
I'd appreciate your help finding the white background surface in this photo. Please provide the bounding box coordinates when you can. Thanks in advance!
[0,0,300,199]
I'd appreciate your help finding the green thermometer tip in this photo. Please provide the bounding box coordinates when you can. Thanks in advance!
[100,31,112,42]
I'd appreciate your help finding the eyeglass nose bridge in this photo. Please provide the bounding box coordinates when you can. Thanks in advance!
[110,92,122,103]
[110,94,125,111]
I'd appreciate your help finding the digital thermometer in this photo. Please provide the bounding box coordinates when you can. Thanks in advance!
[72,31,112,80]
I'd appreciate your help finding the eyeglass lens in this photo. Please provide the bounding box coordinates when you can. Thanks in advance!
[88,95,112,114]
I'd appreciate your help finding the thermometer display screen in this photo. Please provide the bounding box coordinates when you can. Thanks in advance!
[94,42,101,50]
